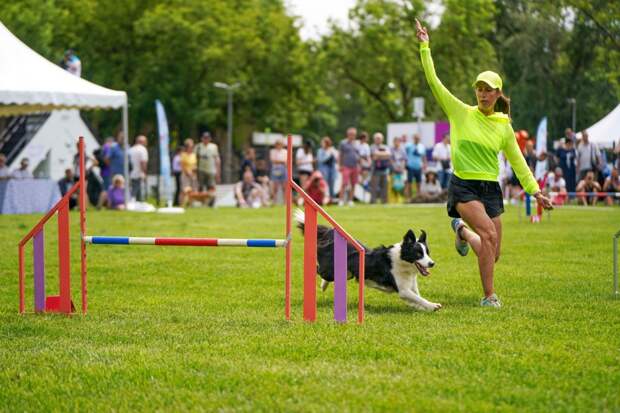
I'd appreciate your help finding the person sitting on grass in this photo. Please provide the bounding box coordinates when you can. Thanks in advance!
[603,167,620,206]
[410,170,445,203]
[235,169,266,208]
[299,170,330,206]
[58,168,78,209]
[546,167,567,205]
[576,170,601,206]
[98,174,126,210]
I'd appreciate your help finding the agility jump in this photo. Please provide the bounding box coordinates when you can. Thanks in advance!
[18,136,365,323]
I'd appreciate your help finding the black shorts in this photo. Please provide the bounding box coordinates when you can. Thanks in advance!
[447,175,504,219]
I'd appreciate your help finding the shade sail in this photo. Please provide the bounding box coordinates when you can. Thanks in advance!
[0,21,127,116]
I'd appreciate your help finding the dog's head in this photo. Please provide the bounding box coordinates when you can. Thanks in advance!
[400,229,434,276]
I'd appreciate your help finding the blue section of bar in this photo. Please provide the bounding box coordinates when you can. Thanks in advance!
[92,236,129,245]
[247,239,276,247]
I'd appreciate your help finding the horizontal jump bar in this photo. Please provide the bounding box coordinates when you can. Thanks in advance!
[84,236,287,247]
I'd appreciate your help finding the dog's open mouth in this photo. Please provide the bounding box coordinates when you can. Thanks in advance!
[415,262,430,276]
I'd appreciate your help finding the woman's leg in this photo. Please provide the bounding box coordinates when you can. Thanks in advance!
[455,201,498,298]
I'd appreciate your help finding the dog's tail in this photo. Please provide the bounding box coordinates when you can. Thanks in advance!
[295,208,333,247]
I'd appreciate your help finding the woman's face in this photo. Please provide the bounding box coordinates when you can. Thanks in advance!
[475,82,501,114]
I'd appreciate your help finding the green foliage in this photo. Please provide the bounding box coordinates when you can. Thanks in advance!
[0,0,618,146]
[0,205,619,410]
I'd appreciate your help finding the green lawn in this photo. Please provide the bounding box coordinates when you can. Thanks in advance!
[0,204,619,412]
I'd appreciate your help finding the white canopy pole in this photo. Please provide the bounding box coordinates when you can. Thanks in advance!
[122,102,130,203]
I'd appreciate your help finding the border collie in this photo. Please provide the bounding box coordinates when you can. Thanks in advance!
[295,210,441,312]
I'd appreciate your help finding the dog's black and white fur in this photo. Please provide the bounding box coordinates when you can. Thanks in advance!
[295,210,441,312]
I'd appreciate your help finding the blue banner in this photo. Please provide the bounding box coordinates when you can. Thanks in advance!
[155,100,172,206]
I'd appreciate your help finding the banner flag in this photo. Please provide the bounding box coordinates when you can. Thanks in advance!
[155,99,172,206]
[536,117,547,156]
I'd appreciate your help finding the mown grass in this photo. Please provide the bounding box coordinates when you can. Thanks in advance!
[0,204,619,412]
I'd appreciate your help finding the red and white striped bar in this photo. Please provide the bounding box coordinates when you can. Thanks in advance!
[83,236,287,248]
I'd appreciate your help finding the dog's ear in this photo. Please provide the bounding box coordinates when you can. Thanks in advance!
[404,229,416,243]
[419,230,427,243]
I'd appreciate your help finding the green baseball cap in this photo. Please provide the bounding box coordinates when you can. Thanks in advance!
[473,71,503,90]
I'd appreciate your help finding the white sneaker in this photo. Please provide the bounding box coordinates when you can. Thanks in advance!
[338,200,344,207]
[480,293,502,308]
[348,201,354,207]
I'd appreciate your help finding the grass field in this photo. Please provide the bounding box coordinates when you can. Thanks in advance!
[1,204,619,412]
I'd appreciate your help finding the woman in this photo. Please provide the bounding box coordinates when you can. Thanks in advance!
[270,139,288,204]
[179,138,198,206]
[296,140,314,188]
[390,136,407,203]
[317,136,338,200]
[416,19,552,308]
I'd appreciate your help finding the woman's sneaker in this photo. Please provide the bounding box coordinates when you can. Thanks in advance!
[450,218,469,256]
[480,293,502,308]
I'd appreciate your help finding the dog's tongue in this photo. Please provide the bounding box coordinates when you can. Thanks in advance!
[415,262,430,276]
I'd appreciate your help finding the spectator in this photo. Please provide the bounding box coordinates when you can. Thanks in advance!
[100,137,114,189]
[302,170,330,206]
[11,158,33,179]
[411,170,445,203]
[603,167,620,206]
[614,139,620,170]
[369,132,391,204]
[62,49,81,77]
[235,169,266,208]
[58,168,78,209]
[356,132,371,191]
[338,127,360,206]
[0,154,9,180]
[129,135,149,201]
[269,139,288,204]
[179,138,198,206]
[106,132,126,178]
[240,147,257,180]
[405,133,426,201]
[576,170,601,206]
[576,130,599,181]
[523,139,537,173]
[296,140,314,188]
[99,174,126,210]
[171,146,183,206]
[390,136,407,203]
[556,137,577,193]
[535,151,549,182]
[195,131,220,207]
[432,133,451,188]
[546,167,567,205]
[317,136,338,200]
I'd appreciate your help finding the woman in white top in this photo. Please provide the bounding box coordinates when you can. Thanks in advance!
[296,140,314,189]
[269,139,288,204]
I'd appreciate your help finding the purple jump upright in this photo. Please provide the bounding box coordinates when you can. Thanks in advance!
[334,231,347,322]
[33,230,45,312]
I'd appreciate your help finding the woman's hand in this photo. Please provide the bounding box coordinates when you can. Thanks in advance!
[415,18,429,42]
[534,191,554,210]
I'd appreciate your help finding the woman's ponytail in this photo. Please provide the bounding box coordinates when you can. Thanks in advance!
[495,93,511,118]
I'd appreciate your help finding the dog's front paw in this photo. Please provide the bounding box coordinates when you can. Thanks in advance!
[426,302,442,312]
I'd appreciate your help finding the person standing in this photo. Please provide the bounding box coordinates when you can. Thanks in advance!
[195,132,221,207]
[416,18,552,308]
[179,138,198,206]
[405,134,427,201]
[432,133,451,189]
[240,147,257,179]
[171,146,183,206]
[129,135,149,202]
[369,132,391,204]
[556,137,577,193]
[356,132,372,191]
[338,127,360,206]
[317,136,338,200]
[390,136,407,203]
[296,140,315,189]
[100,136,114,189]
[576,130,599,181]
[106,132,126,179]
[269,139,288,204]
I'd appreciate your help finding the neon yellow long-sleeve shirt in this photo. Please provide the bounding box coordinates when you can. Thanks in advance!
[419,41,539,195]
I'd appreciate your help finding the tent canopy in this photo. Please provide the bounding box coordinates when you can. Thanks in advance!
[576,103,620,149]
[0,21,126,116]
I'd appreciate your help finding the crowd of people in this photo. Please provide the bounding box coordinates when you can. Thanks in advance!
[500,128,620,207]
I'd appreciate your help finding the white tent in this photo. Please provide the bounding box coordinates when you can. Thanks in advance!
[0,21,129,195]
[576,103,620,148]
